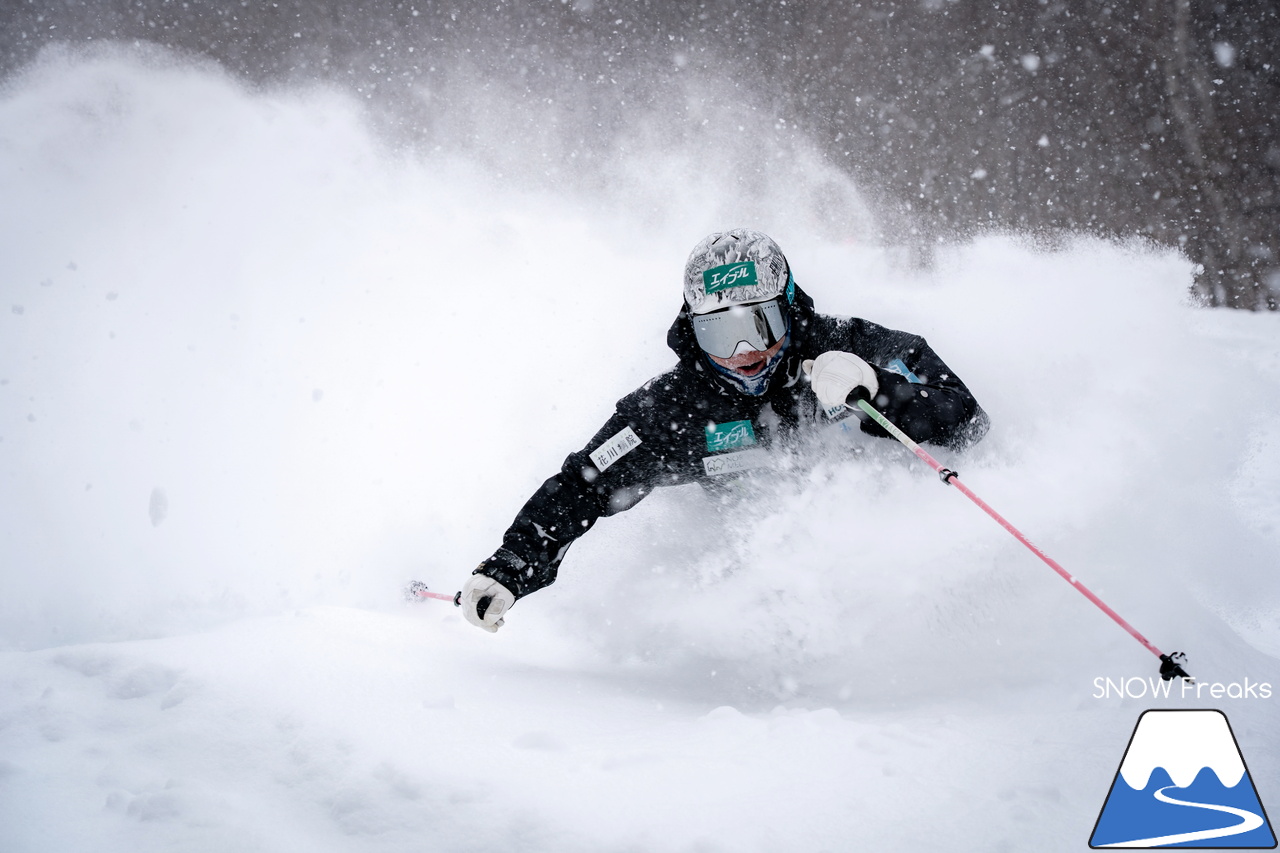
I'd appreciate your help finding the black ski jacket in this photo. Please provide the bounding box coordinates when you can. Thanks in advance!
[479,283,988,599]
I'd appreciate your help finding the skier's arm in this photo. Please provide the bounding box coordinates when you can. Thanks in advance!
[857,323,988,449]
[471,403,673,602]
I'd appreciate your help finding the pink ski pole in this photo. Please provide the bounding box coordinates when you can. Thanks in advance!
[853,397,1193,682]
[405,580,461,606]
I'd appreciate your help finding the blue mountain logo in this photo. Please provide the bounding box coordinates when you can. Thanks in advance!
[1091,709,1276,848]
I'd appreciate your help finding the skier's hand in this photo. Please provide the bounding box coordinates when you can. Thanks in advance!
[460,573,515,633]
[803,351,880,415]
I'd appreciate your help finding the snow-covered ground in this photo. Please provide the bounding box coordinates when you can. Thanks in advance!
[2,47,1279,852]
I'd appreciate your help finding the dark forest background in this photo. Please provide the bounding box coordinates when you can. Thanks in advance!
[3,0,1277,308]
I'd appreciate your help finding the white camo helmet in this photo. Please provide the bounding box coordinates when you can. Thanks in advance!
[683,229,792,315]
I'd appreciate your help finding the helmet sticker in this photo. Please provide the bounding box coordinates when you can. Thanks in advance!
[702,262,759,295]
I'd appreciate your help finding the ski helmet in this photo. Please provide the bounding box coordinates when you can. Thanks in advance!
[683,229,795,396]
[683,229,794,315]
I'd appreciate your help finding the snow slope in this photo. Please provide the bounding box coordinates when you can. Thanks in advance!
[2,46,1279,853]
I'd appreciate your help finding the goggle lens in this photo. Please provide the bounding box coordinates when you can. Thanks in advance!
[691,298,789,358]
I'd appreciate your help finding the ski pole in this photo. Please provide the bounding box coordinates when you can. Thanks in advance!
[405,580,462,606]
[851,397,1193,683]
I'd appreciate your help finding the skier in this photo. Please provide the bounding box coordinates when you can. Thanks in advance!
[460,229,988,632]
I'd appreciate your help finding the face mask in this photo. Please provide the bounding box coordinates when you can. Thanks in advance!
[704,335,789,396]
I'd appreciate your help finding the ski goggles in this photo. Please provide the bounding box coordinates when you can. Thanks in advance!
[690,297,789,359]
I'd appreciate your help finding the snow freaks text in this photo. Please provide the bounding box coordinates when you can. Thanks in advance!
[1092,677,1273,701]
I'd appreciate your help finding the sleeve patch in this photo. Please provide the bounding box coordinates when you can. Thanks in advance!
[589,425,642,472]
[886,358,923,384]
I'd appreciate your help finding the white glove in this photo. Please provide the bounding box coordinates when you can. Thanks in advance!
[460,574,515,633]
[802,351,880,416]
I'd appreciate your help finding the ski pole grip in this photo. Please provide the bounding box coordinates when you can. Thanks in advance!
[1159,652,1193,683]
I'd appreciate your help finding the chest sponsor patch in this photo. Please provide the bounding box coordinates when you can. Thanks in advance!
[589,425,642,472]
[702,448,770,477]
[705,420,757,453]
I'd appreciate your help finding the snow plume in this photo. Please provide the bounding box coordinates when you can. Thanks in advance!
[0,44,874,649]
[2,42,1278,679]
